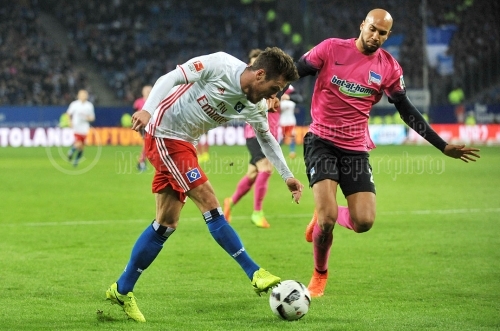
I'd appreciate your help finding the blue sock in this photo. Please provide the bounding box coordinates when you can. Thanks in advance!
[75,150,83,162]
[68,146,76,159]
[204,208,259,279]
[290,138,296,153]
[116,221,173,293]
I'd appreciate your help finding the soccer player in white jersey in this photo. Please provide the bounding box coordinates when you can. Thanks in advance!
[105,47,304,322]
[66,89,95,167]
[224,48,281,229]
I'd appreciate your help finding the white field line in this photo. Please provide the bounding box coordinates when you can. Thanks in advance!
[9,207,500,227]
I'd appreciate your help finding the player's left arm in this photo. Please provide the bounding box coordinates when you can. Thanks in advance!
[391,94,480,162]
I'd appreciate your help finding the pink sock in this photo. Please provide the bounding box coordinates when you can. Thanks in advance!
[253,171,271,210]
[337,206,354,230]
[232,176,254,204]
[312,222,333,272]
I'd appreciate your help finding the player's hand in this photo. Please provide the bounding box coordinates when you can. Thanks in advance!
[131,110,151,131]
[285,177,304,204]
[267,96,280,113]
[443,144,480,163]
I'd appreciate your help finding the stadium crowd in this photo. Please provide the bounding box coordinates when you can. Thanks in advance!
[0,1,90,105]
[2,0,499,106]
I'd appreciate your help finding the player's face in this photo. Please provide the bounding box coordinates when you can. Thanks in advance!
[247,70,287,104]
[359,20,392,54]
[77,90,89,102]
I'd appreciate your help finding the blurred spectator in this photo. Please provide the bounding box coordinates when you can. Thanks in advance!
[448,84,465,123]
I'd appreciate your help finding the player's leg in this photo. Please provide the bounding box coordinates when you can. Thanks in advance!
[67,140,76,161]
[306,194,375,237]
[224,164,257,222]
[224,138,261,222]
[303,132,341,297]
[117,187,182,292]
[339,153,376,233]
[342,192,376,232]
[306,179,338,297]
[106,188,181,322]
[252,157,273,228]
[106,134,182,322]
[72,137,85,166]
[188,181,280,294]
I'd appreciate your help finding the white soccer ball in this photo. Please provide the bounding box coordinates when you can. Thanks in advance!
[269,280,311,321]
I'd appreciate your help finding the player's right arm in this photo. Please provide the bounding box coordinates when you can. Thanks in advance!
[141,70,186,116]
[131,69,186,131]
[132,53,225,132]
[295,39,332,78]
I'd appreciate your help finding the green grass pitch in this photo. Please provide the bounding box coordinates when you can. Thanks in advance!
[1,144,499,330]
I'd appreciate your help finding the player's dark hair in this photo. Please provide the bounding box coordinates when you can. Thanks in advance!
[251,47,299,83]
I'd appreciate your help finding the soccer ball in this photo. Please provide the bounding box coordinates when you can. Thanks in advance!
[269,280,311,321]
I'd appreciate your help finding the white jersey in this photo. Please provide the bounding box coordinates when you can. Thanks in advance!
[67,100,94,135]
[143,52,293,180]
[279,99,297,127]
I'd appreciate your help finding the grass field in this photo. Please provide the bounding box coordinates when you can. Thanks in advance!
[1,144,499,330]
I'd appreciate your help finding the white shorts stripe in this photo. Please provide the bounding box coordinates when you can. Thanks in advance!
[155,137,191,192]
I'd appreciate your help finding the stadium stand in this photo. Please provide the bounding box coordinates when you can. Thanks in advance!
[2,0,499,106]
[0,1,90,105]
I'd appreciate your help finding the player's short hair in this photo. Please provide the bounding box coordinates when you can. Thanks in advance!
[251,47,299,83]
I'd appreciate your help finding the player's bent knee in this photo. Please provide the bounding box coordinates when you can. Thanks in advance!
[318,216,336,233]
[352,218,374,233]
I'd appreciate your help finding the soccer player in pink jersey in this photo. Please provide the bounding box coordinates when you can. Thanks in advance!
[105,47,304,322]
[224,48,282,228]
[295,8,481,297]
[133,85,152,172]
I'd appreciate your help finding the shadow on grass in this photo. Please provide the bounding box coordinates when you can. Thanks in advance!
[96,309,122,322]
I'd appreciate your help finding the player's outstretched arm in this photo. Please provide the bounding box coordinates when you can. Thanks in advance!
[393,96,481,163]
[443,144,480,163]
[285,177,304,204]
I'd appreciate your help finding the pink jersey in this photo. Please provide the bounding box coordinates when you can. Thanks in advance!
[304,38,405,151]
[133,97,146,111]
[244,111,280,139]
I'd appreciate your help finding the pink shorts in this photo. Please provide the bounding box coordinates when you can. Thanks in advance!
[145,133,208,202]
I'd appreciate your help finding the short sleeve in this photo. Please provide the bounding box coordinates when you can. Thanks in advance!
[384,58,406,102]
[302,39,333,71]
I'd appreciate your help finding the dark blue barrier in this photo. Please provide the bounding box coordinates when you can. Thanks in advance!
[0,106,131,128]
[1,104,499,128]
